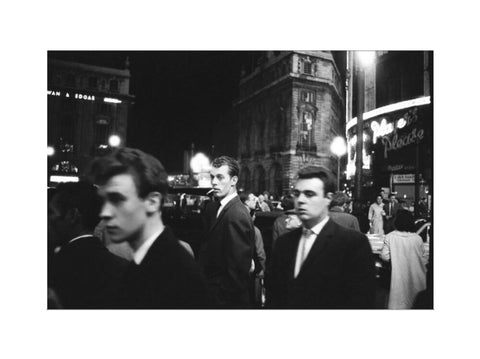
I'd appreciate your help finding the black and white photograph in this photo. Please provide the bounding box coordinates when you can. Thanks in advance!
[46,50,433,311]
[3,1,479,358]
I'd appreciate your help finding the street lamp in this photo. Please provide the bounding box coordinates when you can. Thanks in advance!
[108,134,121,147]
[330,136,347,191]
[47,146,55,156]
[190,152,211,187]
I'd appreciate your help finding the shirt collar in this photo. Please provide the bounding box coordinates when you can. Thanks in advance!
[132,227,164,265]
[219,192,237,208]
[306,215,330,236]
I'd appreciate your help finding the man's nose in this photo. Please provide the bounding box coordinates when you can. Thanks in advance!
[296,193,306,204]
[99,202,113,220]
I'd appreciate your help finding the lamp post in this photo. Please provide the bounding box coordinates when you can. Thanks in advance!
[353,51,375,203]
[331,136,347,191]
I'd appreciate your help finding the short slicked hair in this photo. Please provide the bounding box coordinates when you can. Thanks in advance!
[297,166,336,197]
[87,147,168,198]
[211,156,240,178]
[330,191,349,208]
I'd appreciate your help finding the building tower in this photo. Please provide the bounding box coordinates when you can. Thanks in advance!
[233,51,345,197]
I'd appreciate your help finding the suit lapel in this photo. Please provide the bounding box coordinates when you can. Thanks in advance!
[296,219,335,277]
[209,196,238,232]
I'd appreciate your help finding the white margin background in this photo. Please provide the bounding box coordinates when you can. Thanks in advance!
[1,1,479,358]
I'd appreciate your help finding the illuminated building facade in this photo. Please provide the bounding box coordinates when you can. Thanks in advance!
[233,51,344,197]
[47,58,134,185]
[347,51,433,211]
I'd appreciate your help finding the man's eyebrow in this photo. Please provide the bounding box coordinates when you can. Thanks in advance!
[105,191,126,199]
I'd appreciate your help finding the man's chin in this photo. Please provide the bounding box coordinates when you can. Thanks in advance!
[105,233,126,244]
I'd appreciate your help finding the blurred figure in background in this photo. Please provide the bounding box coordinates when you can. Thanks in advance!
[368,195,385,234]
[271,195,302,249]
[257,194,271,212]
[380,209,428,309]
[383,193,401,234]
[245,192,259,212]
[239,193,267,307]
[328,191,360,232]
[48,181,129,308]
[352,201,370,234]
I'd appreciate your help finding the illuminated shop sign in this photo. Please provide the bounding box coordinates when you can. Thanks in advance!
[393,174,415,184]
[48,90,121,103]
[50,175,79,183]
[346,96,431,131]
[382,127,424,158]
[371,118,394,143]
[104,97,122,104]
[47,90,95,101]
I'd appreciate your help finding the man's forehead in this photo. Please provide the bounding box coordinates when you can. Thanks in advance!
[295,177,325,192]
[98,173,137,193]
[211,165,230,176]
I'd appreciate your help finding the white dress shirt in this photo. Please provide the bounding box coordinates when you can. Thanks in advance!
[217,192,238,218]
[294,216,330,278]
[132,227,164,265]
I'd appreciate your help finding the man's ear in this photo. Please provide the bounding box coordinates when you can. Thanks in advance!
[326,192,334,200]
[145,192,162,213]
[231,175,238,186]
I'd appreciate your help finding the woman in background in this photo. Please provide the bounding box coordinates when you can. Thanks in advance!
[380,210,428,309]
[368,195,385,234]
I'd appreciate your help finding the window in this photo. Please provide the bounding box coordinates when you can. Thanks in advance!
[303,61,312,74]
[110,79,119,93]
[302,91,314,103]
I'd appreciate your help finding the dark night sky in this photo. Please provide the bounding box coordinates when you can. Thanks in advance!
[48,51,259,173]
[48,51,345,173]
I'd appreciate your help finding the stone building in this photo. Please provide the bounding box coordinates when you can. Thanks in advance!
[233,51,345,197]
[47,58,134,185]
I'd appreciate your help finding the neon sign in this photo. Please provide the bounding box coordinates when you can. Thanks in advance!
[75,93,95,101]
[47,90,95,101]
[382,127,424,158]
[371,118,393,143]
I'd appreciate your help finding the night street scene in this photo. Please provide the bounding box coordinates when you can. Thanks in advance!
[47,51,433,310]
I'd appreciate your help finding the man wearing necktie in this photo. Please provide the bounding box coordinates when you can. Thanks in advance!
[199,156,255,307]
[266,166,376,309]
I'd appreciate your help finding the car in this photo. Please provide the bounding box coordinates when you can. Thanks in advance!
[162,186,213,257]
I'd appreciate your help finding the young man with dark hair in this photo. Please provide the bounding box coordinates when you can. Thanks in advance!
[267,166,376,309]
[199,155,255,307]
[48,181,129,308]
[329,191,361,232]
[88,147,211,308]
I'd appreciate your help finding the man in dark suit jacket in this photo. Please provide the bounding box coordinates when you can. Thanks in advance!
[267,166,376,309]
[199,156,255,307]
[329,191,361,232]
[384,193,402,233]
[48,181,129,309]
[89,147,211,308]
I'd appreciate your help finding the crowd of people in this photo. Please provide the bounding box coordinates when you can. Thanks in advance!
[48,147,431,309]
